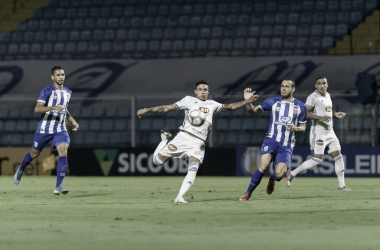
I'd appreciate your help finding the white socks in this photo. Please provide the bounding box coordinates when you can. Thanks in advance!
[291,157,322,176]
[334,154,346,188]
[177,162,199,198]
[153,136,168,166]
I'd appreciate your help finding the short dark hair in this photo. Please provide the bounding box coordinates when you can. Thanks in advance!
[51,66,63,75]
[195,80,208,88]
[315,77,326,82]
[283,79,295,87]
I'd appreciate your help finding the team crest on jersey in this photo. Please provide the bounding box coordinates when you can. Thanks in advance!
[168,144,177,152]
[263,146,268,152]
[34,141,38,148]
[326,107,332,112]
[198,107,209,113]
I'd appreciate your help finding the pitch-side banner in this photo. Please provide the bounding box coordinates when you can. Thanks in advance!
[236,146,380,177]
[1,55,380,98]
[68,147,235,176]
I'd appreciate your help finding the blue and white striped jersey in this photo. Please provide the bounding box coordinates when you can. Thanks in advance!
[259,96,307,149]
[36,85,72,134]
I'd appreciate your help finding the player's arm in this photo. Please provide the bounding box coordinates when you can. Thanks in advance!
[221,88,259,112]
[34,101,64,113]
[286,122,306,133]
[137,104,177,118]
[66,109,79,131]
[333,110,346,119]
[305,106,331,122]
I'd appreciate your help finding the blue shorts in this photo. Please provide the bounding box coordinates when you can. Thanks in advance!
[261,137,293,171]
[32,131,70,151]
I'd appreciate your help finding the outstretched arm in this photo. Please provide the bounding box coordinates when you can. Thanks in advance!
[137,104,177,118]
[221,88,259,112]
[243,88,263,116]
[305,106,331,122]
[333,110,346,119]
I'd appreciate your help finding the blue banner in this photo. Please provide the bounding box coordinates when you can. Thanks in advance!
[236,146,380,177]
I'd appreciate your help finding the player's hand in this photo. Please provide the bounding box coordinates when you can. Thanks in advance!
[55,105,64,113]
[320,116,331,122]
[244,88,258,102]
[72,120,79,131]
[335,112,346,119]
[137,109,147,119]
[286,123,297,132]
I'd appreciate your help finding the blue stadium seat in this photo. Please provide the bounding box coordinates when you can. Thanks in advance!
[325,13,338,24]
[178,16,190,27]
[191,16,202,26]
[89,119,102,131]
[275,13,287,23]
[286,25,297,36]
[88,41,100,53]
[65,42,76,53]
[283,37,295,49]
[238,14,250,25]
[0,44,7,54]
[161,40,172,52]
[287,13,299,24]
[298,25,309,36]
[100,7,111,17]
[200,27,210,38]
[324,24,335,36]
[131,17,142,28]
[140,29,150,40]
[136,40,147,52]
[164,28,176,39]
[353,0,364,10]
[236,27,248,37]
[155,17,166,27]
[93,30,104,41]
[197,39,207,51]
[315,1,326,11]
[209,39,220,51]
[100,41,112,52]
[124,41,135,52]
[251,14,262,25]
[175,28,186,39]
[260,25,272,36]
[85,18,96,29]
[112,41,123,53]
[336,24,348,35]
[96,132,109,145]
[77,8,88,18]
[290,2,302,11]
[211,27,223,38]
[159,5,170,15]
[96,18,107,29]
[81,30,92,41]
[58,31,68,41]
[271,37,283,49]
[221,38,232,50]
[77,42,88,53]
[66,8,77,18]
[241,2,253,13]
[73,19,83,30]
[46,31,57,42]
[259,37,270,49]
[111,6,123,17]
[23,31,34,42]
[202,15,214,26]
[233,38,245,50]
[321,37,333,47]
[277,2,289,12]
[341,0,352,10]
[28,20,39,30]
[246,38,257,49]
[42,42,53,54]
[303,1,314,11]
[104,30,115,40]
[224,27,235,38]
[116,29,127,40]
[148,40,160,51]
[350,12,363,23]
[254,2,265,13]
[248,26,260,37]
[30,43,41,54]
[54,43,65,53]
[300,13,312,23]
[194,4,205,15]
[310,37,321,48]
[328,1,339,11]
[296,37,308,48]
[102,119,114,130]
[19,43,30,54]
[263,14,275,24]
[89,7,100,18]
[184,40,195,51]
[311,25,323,36]
[215,15,226,26]
[69,31,80,41]
[313,12,325,23]
[338,12,350,23]
[272,25,284,36]
[119,17,131,28]
[12,31,23,43]
[56,8,65,19]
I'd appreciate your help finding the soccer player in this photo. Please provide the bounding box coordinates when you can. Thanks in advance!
[137,80,259,203]
[13,66,79,195]
[239,79,307,201]
[285,77,352,191]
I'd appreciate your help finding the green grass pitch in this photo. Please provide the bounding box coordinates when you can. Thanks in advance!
[0,176,379,250]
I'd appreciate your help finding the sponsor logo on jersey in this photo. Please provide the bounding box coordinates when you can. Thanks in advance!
[279,116,291,123]
[198,107,209,113]
[168,144,177,152]
[34,141,38,148]
[326,107,332,112]
[316,139,324,146]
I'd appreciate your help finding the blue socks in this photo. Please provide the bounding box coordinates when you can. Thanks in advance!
[246,169,265,195]
[20,152,33,171]
[56,156,68,187]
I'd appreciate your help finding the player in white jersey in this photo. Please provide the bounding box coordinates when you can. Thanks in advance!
[13,66,79,195]
[137,80,259,203]
[286,77,352,191]
[239,80,307,201]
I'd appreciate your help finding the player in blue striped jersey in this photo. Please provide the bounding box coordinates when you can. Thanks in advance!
[13,66,79,195]
[239,79,307,201]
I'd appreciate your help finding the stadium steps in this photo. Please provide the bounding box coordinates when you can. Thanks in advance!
[329,9,380,55]
[0,0,49,34]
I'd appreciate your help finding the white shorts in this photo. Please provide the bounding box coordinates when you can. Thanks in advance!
[310,125,341,155]
[160,131,206,163]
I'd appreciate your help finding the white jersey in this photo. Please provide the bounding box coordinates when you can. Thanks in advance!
[174,96,223,141]
[306,90,333,130]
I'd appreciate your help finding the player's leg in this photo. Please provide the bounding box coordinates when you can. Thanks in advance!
[329,143,351,191]
[174,156,201,204]
[174,135,205,203]
[52,132,70,195]
[239,153,272,201]
[152,130,172,166]
[14,133,51,185]
[286,128,325,187]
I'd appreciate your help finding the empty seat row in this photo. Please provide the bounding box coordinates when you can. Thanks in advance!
[43,1,377,18]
